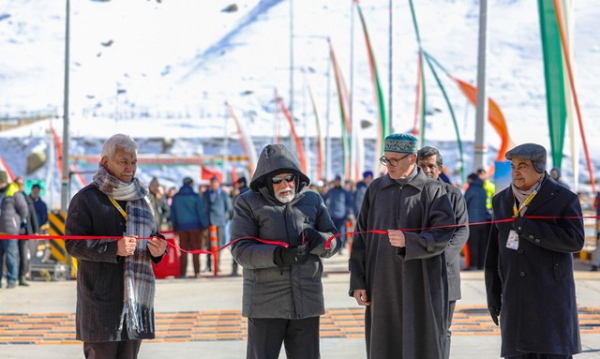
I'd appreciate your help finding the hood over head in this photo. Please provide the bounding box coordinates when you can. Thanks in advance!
[250,144,310,193]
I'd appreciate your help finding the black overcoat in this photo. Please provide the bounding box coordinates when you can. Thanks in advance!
[349,169,456,359]
[65,184,163,342]
[485,176,584,357]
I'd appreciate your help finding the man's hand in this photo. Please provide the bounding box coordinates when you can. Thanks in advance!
[299,228,323,251]
[489,304,501,326]
[148,232,168,257]
[388,229,406,248]
[117,235,138,257]
[353,289,371,306]
[273,244,309,267]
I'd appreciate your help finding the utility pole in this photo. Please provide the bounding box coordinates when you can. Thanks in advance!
[388,0,393,134]
[349,1,355,182]
[473,0,488,171]
[289,0,294,115]
[61,0,71,212]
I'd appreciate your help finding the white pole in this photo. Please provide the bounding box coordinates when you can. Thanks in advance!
[303,83,310,177]
[326,59,332,183]
[289,0,295,115]
[61,0,71,212]
[223,107,229,183]
[349,1,355,183]
[473,0,488,172]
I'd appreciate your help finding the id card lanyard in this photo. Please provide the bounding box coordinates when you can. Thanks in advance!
[108,196,128,220]
[512,180,543,217]
[512,191,537,217]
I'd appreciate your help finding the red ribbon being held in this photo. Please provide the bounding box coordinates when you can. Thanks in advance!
[1,215,594,254]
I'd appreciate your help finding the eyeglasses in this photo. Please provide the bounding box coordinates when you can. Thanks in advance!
[380,154,411,167]
[271,174,295,184]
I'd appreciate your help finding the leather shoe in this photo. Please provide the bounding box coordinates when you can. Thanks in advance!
[7,282,16,289]
[19,277,29,286]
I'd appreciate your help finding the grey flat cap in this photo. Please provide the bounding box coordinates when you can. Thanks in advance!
[505,143,547,173]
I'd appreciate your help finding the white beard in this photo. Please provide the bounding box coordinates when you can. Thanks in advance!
[275,190,295,203]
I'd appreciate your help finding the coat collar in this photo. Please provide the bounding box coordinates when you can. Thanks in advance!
[379,167,428,191]
[499,173,563,215]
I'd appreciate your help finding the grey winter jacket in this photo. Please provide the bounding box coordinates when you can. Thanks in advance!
[230,144,340,319]
[0,184,29,235]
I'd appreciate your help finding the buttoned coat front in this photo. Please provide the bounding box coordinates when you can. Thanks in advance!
[485,176,584,357]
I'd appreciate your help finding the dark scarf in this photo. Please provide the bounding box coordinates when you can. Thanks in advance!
[93,164,157,335]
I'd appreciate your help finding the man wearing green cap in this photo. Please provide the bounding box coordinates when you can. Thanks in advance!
[349,133,456,358]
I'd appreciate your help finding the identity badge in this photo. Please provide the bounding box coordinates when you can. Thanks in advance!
[506,230,519,250]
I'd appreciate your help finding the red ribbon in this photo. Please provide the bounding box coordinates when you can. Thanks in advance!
[1,214,594,254]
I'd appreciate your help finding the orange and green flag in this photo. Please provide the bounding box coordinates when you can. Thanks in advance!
[355,1,389,173]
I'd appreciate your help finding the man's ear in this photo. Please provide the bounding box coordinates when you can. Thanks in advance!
[100,156,108,167]
[409,153,418,164]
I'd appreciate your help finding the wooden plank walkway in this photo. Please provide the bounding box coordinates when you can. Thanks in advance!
[1,306,599,344]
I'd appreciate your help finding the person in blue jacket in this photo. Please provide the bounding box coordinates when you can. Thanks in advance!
[323,175,353,253]
[170,177,209,278]
[464,173,490,270]
[203,176,231,273]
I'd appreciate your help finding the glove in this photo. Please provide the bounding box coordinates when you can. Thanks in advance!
[298,228,323,251]
[488,304,501,326]
[273,244,309,267]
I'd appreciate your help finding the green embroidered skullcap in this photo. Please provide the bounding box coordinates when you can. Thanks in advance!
[384,133,418,154]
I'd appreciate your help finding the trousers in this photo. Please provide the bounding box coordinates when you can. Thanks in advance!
[246,316,320,359]
[177,228,202,277]
[83,340,142,359]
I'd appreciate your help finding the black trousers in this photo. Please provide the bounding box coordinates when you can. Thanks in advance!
[247,317,320,359]
[83,340,142,359]
[444,300,457,359]
[18,239,28,278]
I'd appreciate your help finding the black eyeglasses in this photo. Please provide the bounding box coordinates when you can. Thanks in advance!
[271,175,295,184]
[379,154,411,167]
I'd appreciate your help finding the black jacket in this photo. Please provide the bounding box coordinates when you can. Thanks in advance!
[65,184,163,342]
[485,175,584,356]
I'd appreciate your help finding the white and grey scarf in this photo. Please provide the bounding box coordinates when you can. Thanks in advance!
[93,164,157,335]
[511,173,545,217]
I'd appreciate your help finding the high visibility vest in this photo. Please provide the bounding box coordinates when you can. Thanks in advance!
[483,179,495,210]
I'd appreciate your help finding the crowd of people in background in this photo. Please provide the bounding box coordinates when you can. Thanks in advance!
[0,171,48,289]
[3,146,597,287]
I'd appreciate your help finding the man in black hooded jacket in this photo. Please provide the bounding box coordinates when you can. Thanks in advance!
[230,144,341,359]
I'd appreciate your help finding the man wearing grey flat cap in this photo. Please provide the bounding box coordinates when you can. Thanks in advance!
[485,143,584,359]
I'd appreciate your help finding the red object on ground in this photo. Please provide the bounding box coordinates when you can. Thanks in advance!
[346,220,353,254]
[210,225,218,276]
[462,243,471,270]
[152,232,181,279]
